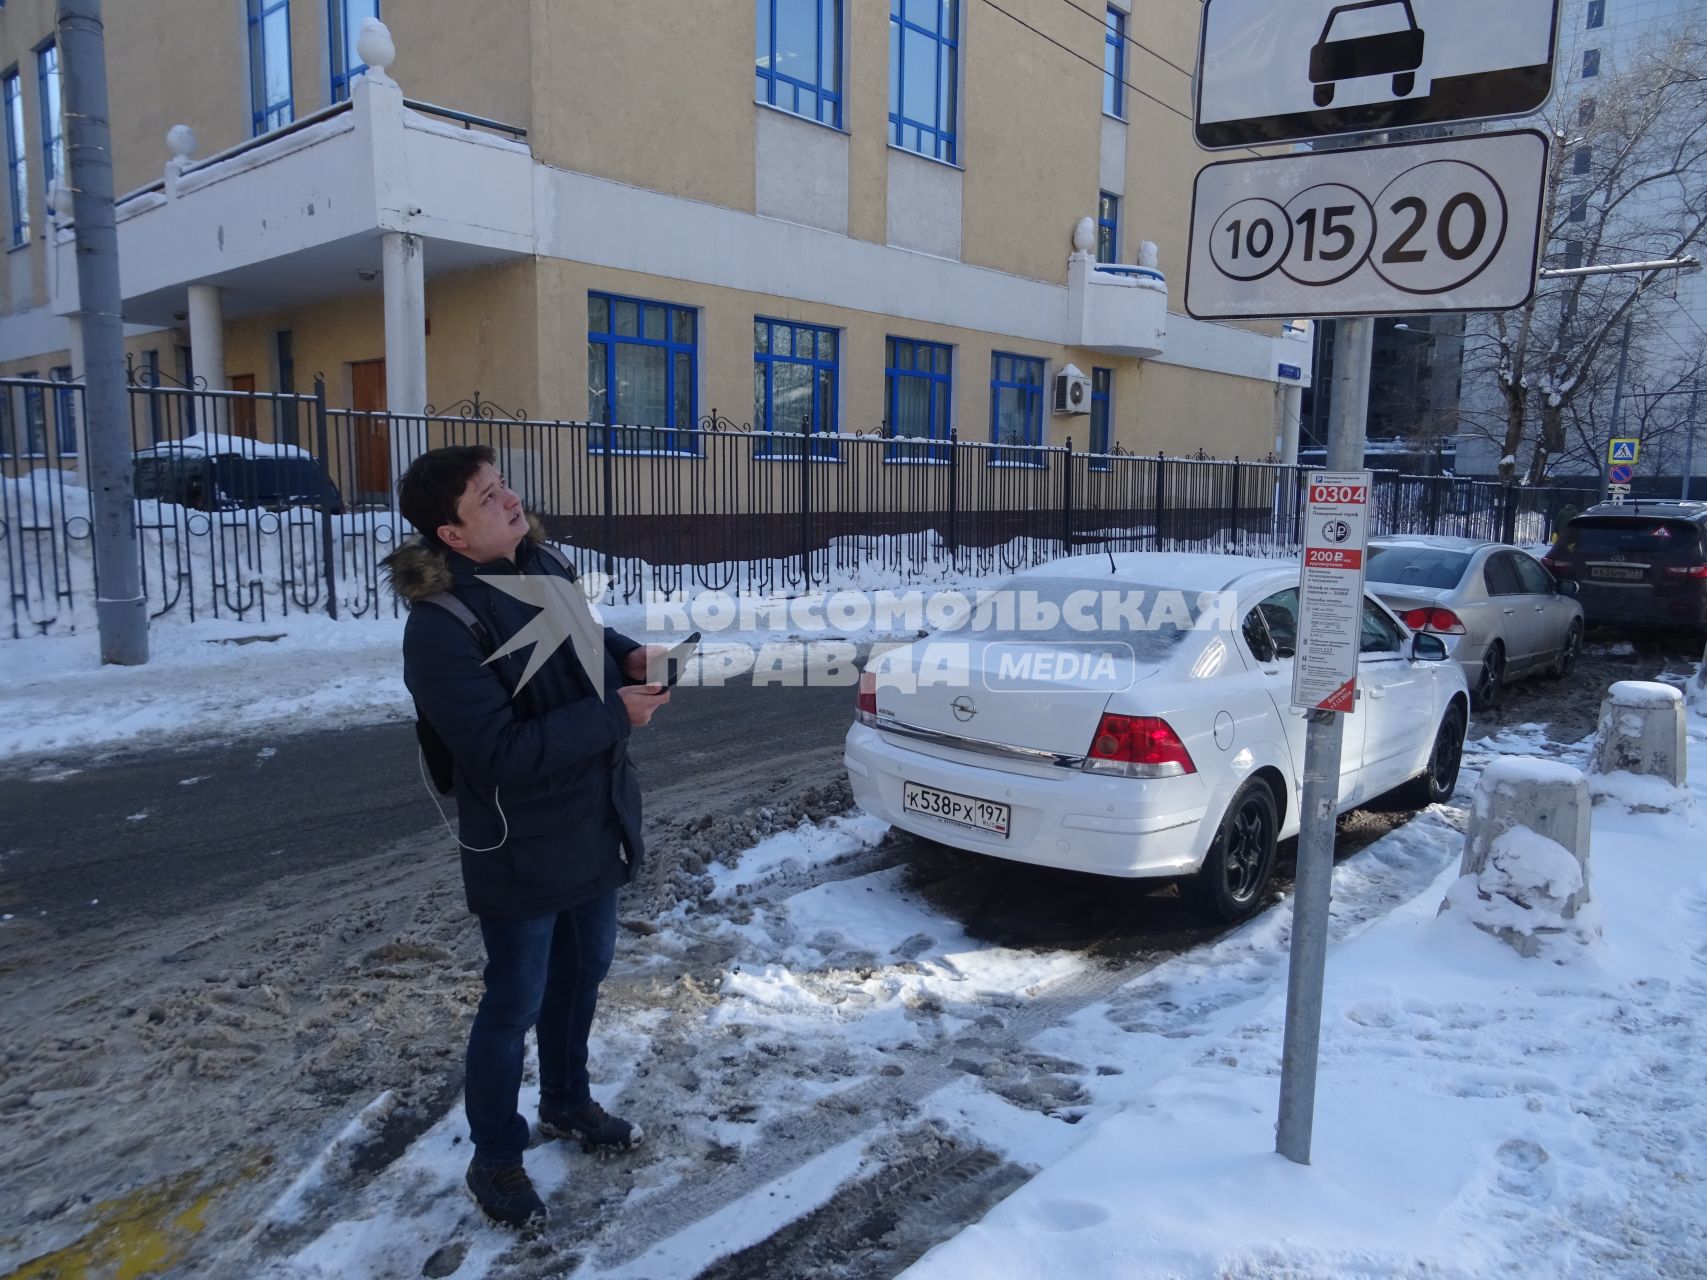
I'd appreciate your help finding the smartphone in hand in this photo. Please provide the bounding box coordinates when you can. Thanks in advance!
[649,632,701,688]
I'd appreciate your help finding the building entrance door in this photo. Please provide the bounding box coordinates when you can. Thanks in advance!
[351,359,389,501]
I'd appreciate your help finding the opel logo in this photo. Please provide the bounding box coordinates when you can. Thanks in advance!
[951,696,977,722]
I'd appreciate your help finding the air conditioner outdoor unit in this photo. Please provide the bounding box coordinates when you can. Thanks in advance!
[1054,364,1091,415]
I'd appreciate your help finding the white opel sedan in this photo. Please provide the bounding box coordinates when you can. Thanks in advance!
[844,554,1470,921]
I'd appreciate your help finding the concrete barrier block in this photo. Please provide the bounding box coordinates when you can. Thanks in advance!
[1591,680,1687,789]
[1441,758,1595,958]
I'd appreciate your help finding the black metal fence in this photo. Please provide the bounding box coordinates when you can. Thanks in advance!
[1,375,1601,638]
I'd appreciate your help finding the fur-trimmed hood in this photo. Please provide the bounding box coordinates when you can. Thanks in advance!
[382,513,546,602]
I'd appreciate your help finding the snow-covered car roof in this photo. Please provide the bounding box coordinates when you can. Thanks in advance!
[133,432,315,460]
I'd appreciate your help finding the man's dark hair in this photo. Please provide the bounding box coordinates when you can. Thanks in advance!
[397,445,497,544]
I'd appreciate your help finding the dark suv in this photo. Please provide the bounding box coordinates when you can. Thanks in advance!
[133,441,344,514]
[1541,501,1707,633]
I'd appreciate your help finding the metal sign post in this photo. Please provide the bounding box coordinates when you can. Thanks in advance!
[1276,319,1375,1166]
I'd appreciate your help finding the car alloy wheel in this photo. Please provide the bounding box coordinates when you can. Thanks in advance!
[1189,781,1278,922]
[1401,704,1466,809]
[1474,644,1505,709]
[1549,622,1582,679]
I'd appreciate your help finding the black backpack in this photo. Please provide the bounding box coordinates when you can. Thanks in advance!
[412,543,578,795]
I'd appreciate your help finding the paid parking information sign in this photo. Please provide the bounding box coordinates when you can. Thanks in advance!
[1293,472,1374,713]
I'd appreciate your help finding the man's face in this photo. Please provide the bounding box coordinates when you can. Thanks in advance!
[438,463,526,563]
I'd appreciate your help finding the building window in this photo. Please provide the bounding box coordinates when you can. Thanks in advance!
[1578,98,1596,125]
[1586,0,1604,28]
[1103,6,1125,118]
[50,365,75,456]
[19,371,44,456]
[35,43,62,193]
[1568,195,1587,223]
[329,0,380,102]
[754,317,839,457]
[1097,191,1119,264]
[885,337,952,462]
[249,0,295,135]
[756,0,843,128]
[1089,367,1112,469]
[1582,48,1600,78]
[889,0,958,164]
[142,348,165,444]
[1563,239,1584,270]
[1572,146,1593,175]
[989,352,1045,465]
[4,69,26,246]
[587,292,699,454]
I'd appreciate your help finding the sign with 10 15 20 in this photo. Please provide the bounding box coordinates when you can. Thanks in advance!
[1186,129,1548,320]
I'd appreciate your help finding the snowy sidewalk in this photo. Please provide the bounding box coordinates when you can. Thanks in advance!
[901,688,1707,1278]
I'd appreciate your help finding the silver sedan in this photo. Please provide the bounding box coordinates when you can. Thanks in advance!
[1364,536,1584,709]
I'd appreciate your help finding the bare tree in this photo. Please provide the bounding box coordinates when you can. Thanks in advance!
[1462,29,1707,483]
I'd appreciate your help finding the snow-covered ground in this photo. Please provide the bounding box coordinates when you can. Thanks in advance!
[218,667,1707,1279]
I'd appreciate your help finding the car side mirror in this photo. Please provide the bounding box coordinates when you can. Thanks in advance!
[1556,579,1579,597]
[1412,632,1448,662]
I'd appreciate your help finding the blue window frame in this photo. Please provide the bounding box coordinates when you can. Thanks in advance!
[1103,7,1126,118]
[49,364,75,456]
[1582,48,1600,78]
[587,292,699,454]
[1089,368,1112,470]
[19,370,44,456]
[1097,191,1119,264]
[4,69,27,246]
[249,0,295,135]
[754,317,839,458]
[1586,0,1605,28]
[35,43,62,193]
[756,0,843,128]
[329,0,380,102]
[885,337,952,462]
[889,0,958,164]
[989,352,1045,466]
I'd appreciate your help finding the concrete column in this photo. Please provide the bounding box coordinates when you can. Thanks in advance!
[1442,758,1594,957]
[382,229,427,484]
[186,283,227,435]
[1591,680,1688,787]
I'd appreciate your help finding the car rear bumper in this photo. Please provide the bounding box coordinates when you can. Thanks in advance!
[1574,584,1707,630]
[843,723,1210,879]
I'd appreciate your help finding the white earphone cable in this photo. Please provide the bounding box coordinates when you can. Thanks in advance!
[418,748,509,852]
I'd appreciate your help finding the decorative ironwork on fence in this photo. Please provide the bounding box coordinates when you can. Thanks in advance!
[1,376,1601,638]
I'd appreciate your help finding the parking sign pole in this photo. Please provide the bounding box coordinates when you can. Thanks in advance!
[1276,315,1372,1165]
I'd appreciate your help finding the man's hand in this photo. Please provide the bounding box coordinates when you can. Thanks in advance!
[618,684,669,727]
[623,645,670,684]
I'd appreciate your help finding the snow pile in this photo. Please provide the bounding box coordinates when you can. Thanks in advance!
[1438,825,1601,957]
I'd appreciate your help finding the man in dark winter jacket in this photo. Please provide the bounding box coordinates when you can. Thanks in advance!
[385,445,668,1231]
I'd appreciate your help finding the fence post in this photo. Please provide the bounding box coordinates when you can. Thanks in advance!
[1427,474,1442,535]
[1154,451,1167,549]
[600,421,616,584]
[1061,438,1074,550]
[1228,456,1241,548]
[1500,482,1519,544]
[799,413,812,589]
[946,428,959,557]
[315,376,337,620]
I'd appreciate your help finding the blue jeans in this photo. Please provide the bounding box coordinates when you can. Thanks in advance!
[465,889,618,1163]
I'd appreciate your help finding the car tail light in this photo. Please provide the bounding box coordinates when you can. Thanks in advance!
[1539,554,1562,574]
[856,670,878,726]
[1664,564,1707,579]
[1399,607,1467,636]
[1082,714,1196,778]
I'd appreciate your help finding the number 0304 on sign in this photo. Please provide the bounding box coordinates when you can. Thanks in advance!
[1185,129,1548,320]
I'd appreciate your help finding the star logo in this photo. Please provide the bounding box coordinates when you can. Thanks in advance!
[479,572,608,699]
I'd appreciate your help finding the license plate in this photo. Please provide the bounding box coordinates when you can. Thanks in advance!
[1590,565,1647,581]
[902,782,1011,837]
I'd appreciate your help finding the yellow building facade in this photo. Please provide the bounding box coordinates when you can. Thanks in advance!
[0,0,1311,483]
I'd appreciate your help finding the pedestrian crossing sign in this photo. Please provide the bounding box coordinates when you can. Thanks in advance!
[1608,438,1640,465]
